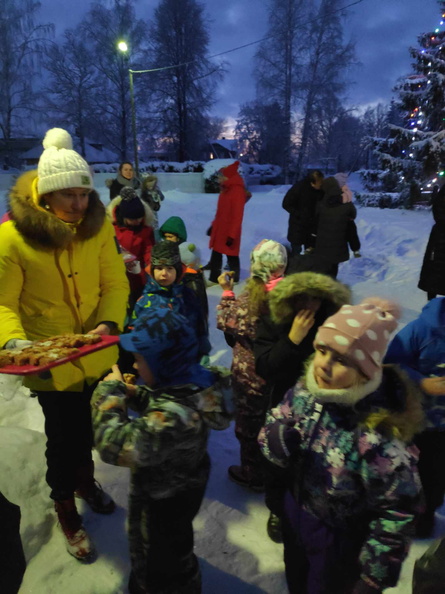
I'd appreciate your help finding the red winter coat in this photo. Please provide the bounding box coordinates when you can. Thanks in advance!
[209,162,247,257]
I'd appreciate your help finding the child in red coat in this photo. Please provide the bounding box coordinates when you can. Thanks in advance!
[107,187,155,309]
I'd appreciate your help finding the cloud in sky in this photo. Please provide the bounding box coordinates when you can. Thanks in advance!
[39,0,441,121]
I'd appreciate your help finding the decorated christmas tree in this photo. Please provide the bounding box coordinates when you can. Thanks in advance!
[373,0,445,203]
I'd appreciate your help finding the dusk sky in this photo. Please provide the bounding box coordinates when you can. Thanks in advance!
[39,0,442,127]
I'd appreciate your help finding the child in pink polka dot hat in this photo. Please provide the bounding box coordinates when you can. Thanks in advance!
[259,296,424,594]
[314,297,400,383]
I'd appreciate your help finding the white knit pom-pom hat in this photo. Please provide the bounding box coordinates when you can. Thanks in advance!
[37,128,93,195]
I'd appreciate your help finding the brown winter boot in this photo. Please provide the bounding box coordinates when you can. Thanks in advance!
[54,498,95,562]
[75,463,116,515]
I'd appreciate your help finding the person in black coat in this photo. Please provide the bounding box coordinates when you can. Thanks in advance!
[282,170,324,257]
[418,184,445,300]
[253,272,351,542]
[314,176,357,278]
[106,162,141,201]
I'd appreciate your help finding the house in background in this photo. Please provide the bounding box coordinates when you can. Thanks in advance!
[0,138,41,170]
[208,138,238,160]
[20,137,118,167]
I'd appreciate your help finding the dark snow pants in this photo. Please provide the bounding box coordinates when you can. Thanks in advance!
[127,477,208,594]
[232,378,269,482]
[208,250,240,283]
[414,429,445,514]
[282,491,364,594]
[36,384,95,500]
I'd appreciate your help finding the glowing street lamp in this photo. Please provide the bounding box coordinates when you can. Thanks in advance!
[117,40,139,175]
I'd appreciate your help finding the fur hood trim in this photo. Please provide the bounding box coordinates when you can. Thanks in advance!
[304,358,425,442]
[269,272,351,324]
[106,195,154,227]
[9,170,105,249]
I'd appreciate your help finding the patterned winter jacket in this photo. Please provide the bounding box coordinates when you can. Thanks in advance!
[259,363,424,591]
[132,276,211,357]
[385,297,445,430]
[217,290,266,396]
[91,370,232,499]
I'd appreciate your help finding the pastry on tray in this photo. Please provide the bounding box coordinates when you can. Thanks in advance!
[0,334,103,368]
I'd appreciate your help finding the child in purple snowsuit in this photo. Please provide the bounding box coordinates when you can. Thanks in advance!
[259,298,423,594]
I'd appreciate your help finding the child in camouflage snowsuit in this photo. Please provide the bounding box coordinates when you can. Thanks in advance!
[91,307,232,594]
[216,239,287,491]
[259,298,423,594]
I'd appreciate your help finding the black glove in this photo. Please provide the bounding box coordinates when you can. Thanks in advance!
[206,226,212,236]
[226,237,234,247]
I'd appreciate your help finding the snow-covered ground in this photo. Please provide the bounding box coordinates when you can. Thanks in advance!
[0,173,443,593]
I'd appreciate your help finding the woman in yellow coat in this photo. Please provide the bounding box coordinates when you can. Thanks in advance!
[0,128,129,561]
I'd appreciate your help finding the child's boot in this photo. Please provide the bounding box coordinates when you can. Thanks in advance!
[228,465,265,492]
[75,462,115,514]
[54,498,95,562]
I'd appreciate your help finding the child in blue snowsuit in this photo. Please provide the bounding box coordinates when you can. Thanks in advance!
[132,240,211,362]
[385,296,445,537]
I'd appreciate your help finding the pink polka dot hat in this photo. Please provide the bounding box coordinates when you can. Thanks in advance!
[314,297,401,379]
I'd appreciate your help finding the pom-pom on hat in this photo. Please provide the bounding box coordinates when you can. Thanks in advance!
[314,297,401,379]
[150,240,183,281]
[119,187,145,219]
[250,239,287,283]
[179,242,201,270]
[37,128,93,196]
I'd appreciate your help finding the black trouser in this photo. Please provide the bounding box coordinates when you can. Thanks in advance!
[208,250,240,283]
[128,480,207,594]
[414,430,445,514]
[0,493,26,594]
[346,219,361,252]
[36,384,96,500]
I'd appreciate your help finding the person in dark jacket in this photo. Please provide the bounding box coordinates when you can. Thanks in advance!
[314,176,357,278]
[282,170,324,257]
[106,161,141,201]
[384,297,445,537]
[91,308,232,594]
[259,298,423,594]
[253,271,351,541]
[418,184,445,299]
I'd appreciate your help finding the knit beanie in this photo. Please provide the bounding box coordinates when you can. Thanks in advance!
[150,240,183,281]
[179,242,201,270]
[314,297,401,380]
[119,187,145,219]
[119,308,213,387]
[37,128,93,195]
[250,239,287,283]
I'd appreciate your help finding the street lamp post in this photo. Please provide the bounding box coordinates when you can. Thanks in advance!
[117,41,139,177]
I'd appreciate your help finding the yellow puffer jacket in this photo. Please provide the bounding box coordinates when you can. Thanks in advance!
[0,170,129,391]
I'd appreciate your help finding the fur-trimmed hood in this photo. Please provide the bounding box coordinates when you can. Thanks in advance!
[268,271,351,325]
[106,194,154,228]
[8,169,106,249]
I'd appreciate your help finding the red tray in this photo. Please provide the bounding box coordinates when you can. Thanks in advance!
[0,335,120,376]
